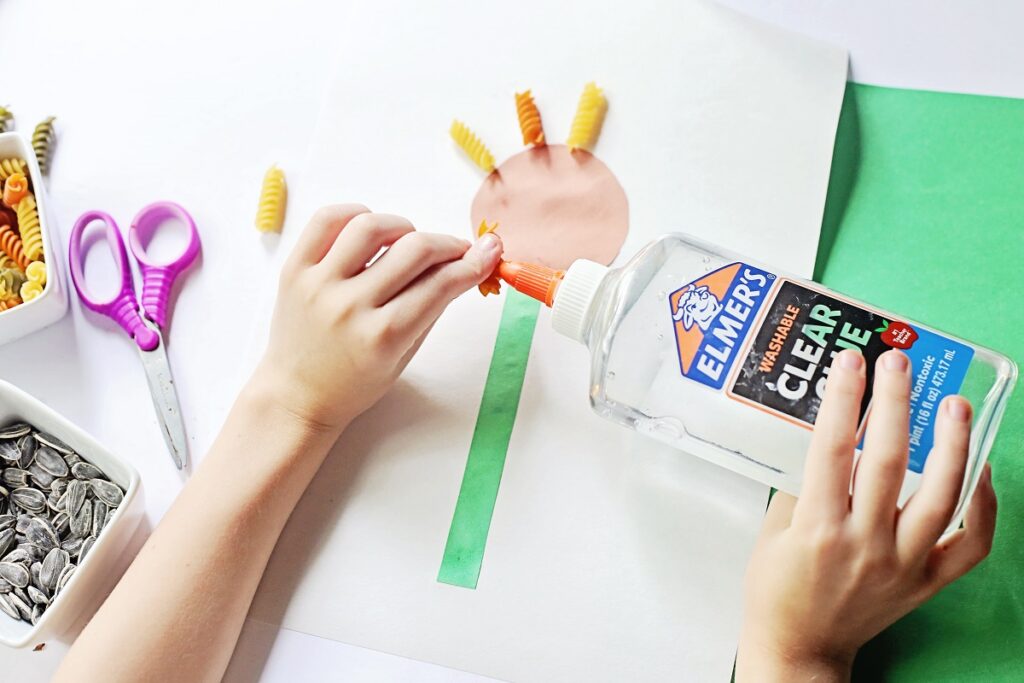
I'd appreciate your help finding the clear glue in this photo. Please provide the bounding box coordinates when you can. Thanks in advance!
[497,234,1016,523]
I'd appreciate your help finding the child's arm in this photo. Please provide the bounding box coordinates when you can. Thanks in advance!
[53,205,503,683]
[736,349,997,682]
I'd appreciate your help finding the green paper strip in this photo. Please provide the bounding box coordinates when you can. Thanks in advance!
[438,290,541,589]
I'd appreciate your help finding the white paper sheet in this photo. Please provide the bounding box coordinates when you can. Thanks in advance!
[247,1,847,681]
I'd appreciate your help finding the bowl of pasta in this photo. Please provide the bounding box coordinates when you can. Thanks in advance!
[0,132,67,344]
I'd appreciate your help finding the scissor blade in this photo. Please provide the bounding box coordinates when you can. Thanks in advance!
[138,333,188,470]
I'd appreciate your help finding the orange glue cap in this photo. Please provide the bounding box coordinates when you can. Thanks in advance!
[497,261,565,307]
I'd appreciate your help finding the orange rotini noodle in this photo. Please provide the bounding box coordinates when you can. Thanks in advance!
[0,158,27,182]
[450,120,495,173]
[515,90,545,146]
[3,173,28,208]
[476,220,502,296]
[15,193,43,262]
[566,82,608,152]
[0,294,22,311]
[0,224,30,270]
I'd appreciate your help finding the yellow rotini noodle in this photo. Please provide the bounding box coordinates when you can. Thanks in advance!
[566,82,608,152]
[0,295,22,312]
[450,120,495,173]
[25,260,46,286]
[255,165,287,233]
[0,158,27,182]
[20,279,42,303]
[0,254,21,272]
[15,193,43,261]
[31,117,56,175]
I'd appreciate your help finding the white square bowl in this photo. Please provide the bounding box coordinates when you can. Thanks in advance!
[0,379,143,648]
[0,132,68,343]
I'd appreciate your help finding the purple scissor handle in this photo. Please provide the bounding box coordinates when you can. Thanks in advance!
[68,202,200,351]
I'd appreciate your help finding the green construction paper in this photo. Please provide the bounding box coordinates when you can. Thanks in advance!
[816,83,1024,681]
[438,290,541,589]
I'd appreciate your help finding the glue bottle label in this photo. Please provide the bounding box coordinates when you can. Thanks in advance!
[670,263,974,472]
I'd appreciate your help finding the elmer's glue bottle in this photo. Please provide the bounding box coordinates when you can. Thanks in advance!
[498,234,1016,525]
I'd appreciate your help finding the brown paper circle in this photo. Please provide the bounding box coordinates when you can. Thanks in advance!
[470,145,629,270]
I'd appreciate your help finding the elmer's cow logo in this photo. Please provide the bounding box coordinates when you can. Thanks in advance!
[669,263,775,390]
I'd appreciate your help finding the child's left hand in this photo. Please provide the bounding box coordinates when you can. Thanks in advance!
[256,204,503,434]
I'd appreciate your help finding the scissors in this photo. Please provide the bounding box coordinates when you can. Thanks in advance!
[68,202,200,470]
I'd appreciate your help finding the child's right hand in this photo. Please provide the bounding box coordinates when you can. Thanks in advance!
[255,204,502,434]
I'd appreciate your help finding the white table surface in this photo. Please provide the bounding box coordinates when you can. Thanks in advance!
[0,1,1018,681]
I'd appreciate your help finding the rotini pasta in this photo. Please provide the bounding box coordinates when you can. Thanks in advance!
[0,223,30,270]
[25,260,46,286]
[476,219,502,296]
[3,172,28,208]
[450,120,495,173]
[15,193,43,262]
[0,254,21,272]
[255,165,287,233]
[515,91,545,146]
[0,268,25,300]
[0,107,11,134]
[19,279,42,303]
[566,82,607,152]
[0,158,27,182]
[0,295,22,312]
[31,117,56,175]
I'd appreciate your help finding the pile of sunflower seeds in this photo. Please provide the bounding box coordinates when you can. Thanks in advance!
[0,422,125,626]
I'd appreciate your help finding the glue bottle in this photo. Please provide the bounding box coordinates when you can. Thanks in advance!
[497,234,1016,523]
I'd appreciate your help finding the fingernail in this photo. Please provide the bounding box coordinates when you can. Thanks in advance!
[946,396,972,423]
[837,349,863,370]
[882,350,908,372]
[475,232,502,256]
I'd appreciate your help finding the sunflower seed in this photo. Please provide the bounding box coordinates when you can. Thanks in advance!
[35,447,68,478]
[0,562,29,588]
[71,462,103,480]
[65,480,88,517]
[51,477,68,496]
[17,436,35,469]
[1,468,28,488]
[40,549,68,591]
[56,564,75,593]
[15,515,31,534]
[0,441,21,462]
[0,578,10,593]
[0,424,31,440]
[27,463,55,489]
[90,479,123,507]
[78,536,96,563]
[0,515,13,532]
[52,512,69,537]
[25,518,58,552]
[26,585,47,605]
[61,535,84,555]
[9,591,31,619]
[20,544,44,561]
[2,548,30,564]
[71,499,92,538]
[0,528,14,556]
[11,488,46,514]
[0,593,19,619]
[34,433,73,455]
[30,562,42,592]
[92,502,107,537]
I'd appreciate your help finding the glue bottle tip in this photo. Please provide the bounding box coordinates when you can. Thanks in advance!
[497,261,565,306]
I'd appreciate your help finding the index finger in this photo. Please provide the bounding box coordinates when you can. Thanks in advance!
[286,204,370,270]
[792,349,865,527]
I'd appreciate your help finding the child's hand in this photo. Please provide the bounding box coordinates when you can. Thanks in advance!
[255,205,502,433]
[736,349,997,682]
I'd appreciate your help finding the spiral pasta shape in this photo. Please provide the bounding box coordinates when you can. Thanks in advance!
[0,158,27,181]
[0,295,22,312]
[450,120,495,173]
[0,254,21,272]
[476,220,501,297]
[25,260,45,286]
[514,90,545,146]
[31,117,56,175]
[3,172,28,208]
[19,279,42,302]
[0,223,30,270]
[0,106,11,134]
[0,268,25,299]
[566,82,607,152]
[255,165,287,233]
[15,193,43,262]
